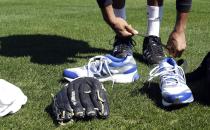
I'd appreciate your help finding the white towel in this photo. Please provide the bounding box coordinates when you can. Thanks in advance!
[0,79,27,117]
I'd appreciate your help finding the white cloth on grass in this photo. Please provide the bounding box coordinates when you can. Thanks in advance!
[0,79,27,117]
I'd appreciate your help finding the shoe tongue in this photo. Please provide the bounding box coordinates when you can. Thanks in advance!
[160,58,178,84]
[162,61,174,68]
[89,58,110,75]
[161,58,177,69]
[160,60,176,72]
[89,60,101,72]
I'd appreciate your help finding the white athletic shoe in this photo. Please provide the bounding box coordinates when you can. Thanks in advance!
[148,57,194,106]
[63,54,139,83]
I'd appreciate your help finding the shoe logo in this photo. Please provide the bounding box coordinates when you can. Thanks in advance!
[143,50,151,58]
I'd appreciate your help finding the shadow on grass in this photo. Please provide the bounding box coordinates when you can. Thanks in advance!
[45,104,60,126]
[185,52,210,105]
[0,34,110,64]
[133,52,154,65]
[137,82,162,107]
[131,82,192,111]
[187,78,210,105]
[186,72,210,105]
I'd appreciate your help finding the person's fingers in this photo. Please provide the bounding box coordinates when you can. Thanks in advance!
[166,40,177,57]
[176,51,183,58]
[166,43,183,58]
[125,24,139,35]
[121,31,133,37]
[133,29,139,35]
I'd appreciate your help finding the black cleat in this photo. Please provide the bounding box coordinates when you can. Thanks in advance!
[142,35,165,65]
[112,36,135,58]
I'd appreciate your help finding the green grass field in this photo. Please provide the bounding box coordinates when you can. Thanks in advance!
[0,0,210,129]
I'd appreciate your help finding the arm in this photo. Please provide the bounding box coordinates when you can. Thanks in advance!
[167,0,192,57]
[96,0,138,37]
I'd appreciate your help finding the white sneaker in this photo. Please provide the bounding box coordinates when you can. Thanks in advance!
[148,58,194,106]
[63,54,139,83]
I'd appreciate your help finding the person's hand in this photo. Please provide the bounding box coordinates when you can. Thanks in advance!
[166,30,186,57]
[111,17,138,37]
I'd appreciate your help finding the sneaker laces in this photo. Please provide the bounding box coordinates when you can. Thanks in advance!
[148,65,186,87]
[109,36,137,52]
[111,36,137,57]
[109,36,137,47]
[87,56,115,87]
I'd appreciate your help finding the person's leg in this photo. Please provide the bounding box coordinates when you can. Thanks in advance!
[147,0,163,37]
[112,0,135,58]
[142,0,165,64]
[113,0,126,20]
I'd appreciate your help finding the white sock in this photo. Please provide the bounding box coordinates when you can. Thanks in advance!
[147,6,163,37]
[114,7,126,20]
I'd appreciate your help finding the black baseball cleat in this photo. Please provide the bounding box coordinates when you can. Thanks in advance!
[112,36,135,58]
[142,35,165,65]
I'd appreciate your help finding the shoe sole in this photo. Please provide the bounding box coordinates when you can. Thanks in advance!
[162,95,194,107]
[64,71,139,83]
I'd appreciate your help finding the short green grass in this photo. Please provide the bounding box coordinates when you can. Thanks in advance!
[0,0,210,129]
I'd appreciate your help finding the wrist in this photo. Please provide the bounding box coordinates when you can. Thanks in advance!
[174,12,188,33]
[107,15,117,27]
[174,24,185,33]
